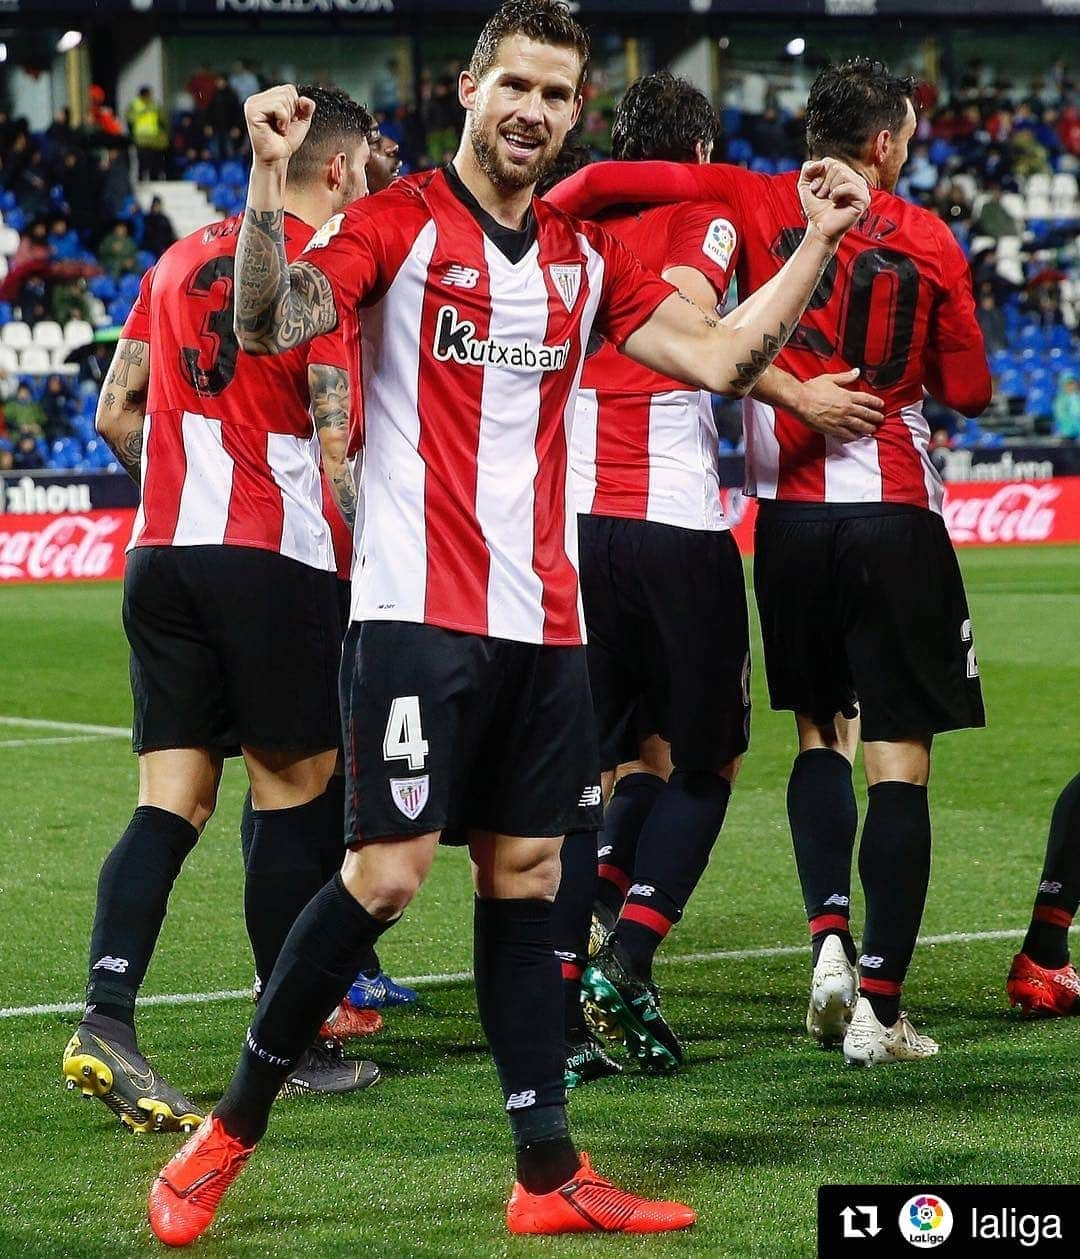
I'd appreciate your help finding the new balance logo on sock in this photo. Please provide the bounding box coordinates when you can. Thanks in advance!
[578,785,602,807]
[554,950,577,963]
[506,1090,536,1111]
[859,954,884,969]
[1039,880,1064,894]
[824,894,850,908]
[598,845,613,858]
[628,884,655,898]
[91,955,129,973]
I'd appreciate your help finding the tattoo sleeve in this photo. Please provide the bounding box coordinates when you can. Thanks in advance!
[103,426,144,487]
[730,322,794,396]
[309,364,356,529]
[105,340,145,389]
[235,207,337,354]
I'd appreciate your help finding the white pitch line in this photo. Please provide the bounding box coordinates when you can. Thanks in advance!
[0,927,1042,1021]
[0,715,130,737]
[0,734,120,749]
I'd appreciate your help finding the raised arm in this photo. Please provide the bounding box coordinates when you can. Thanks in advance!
[96,337,150,485]
[623,160,870,397]
[234,86,338,356]
[308,362,356,530]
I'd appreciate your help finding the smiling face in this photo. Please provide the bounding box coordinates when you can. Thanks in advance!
[460,34,583,194]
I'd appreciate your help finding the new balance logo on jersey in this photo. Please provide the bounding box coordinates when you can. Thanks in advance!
[859,954,885,969]
[578,785,602,807]
[628,883,655,898]
[433,306,570,372]
[824,894,850,908]
[91,955,129,974]
[441,264,480,289]
[506,1090,537,1111]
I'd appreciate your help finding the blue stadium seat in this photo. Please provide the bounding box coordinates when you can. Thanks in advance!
[1026,365,1052,387]
[929,139,954,166]
[727,137,753,164]
[5,206,26,232]
[750,156,776,174]
[49,437,83,469]
[0,301,11,324]
[108,298,132,325]
[999,368,1026,396]
[1049,324,1072,350]
[1027,388,1054,417]
[0,190,15,211]
[118,274,143,302]
[1018,323,1046,349]
[220,160,247,185]
[136,249,156,271]
[988,349,1013,374]
[776,156,800,173]
[89,275,118,302]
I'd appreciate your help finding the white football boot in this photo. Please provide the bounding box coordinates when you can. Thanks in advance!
[805,933,858,1043]
[842,996,939,1066]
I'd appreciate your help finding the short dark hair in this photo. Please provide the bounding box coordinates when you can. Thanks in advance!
[288,84,375,185]
[805,58,916,161]
[470,0,590,91]
[611,71,717,162]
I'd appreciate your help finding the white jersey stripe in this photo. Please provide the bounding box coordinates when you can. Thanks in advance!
[172,413,230,545]
[351,220,437,626]
[267,431,333,570]
[824,433,882,503]
[569,387,599,517]
[476,237,547,642]
[742,398,780,498]
[643,390,727,530]
[900,400,943,514]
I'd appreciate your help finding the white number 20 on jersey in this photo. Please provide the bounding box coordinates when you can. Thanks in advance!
[382,695,430,770]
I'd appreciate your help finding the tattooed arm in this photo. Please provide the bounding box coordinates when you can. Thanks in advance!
[95,338,149,486]
[621,158,870,396]
[309,363,356,529]
[234,86,338,355]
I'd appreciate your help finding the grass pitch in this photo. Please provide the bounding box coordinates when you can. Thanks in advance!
[1,545,1078,1258]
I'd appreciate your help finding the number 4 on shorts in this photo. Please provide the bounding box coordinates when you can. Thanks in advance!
[383,695,430,770]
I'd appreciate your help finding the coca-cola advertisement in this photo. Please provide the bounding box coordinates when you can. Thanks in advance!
[724,477,1080,554]
[0,510,135,584]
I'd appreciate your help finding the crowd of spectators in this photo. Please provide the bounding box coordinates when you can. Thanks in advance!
[1,50,1078,475]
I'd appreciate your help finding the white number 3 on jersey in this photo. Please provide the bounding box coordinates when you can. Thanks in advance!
[382,695,430,770]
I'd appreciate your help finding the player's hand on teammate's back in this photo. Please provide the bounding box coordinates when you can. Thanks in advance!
[798,157,871,243]
[244,85,316,167]
[798,368,885,442]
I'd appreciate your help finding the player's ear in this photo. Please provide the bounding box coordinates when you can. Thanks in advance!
[459,69,479,113]
[873,128,891,166]
[569,93,583,130]
[328,151,346,191]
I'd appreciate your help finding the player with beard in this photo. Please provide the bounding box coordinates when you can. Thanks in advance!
[550,72,884,1083]
[144,2,870,1242]
[548,58,991,1066]
[64,86,381,1131]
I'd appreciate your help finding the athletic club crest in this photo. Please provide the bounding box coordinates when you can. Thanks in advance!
[549,264,582,312]
[390,775,429,820]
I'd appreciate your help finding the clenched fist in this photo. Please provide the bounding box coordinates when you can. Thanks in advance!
[798,157,871,245]
[244,85,316,167]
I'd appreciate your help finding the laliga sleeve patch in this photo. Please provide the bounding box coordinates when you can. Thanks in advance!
[702,218,737,272]
[303,212,345,252]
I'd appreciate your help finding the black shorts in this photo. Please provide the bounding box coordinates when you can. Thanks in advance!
[340,621,602,842]
[124,545,343,755]
[577,514,751,774]
[753,501,986,742]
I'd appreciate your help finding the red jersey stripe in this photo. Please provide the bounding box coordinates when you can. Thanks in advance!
[221,424,285,552]
[138,411,187,543]
[590,391,651,518]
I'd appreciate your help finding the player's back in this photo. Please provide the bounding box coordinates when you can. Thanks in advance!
[573,202,731,532]
[719,167,988,510]
[129,214,337,569]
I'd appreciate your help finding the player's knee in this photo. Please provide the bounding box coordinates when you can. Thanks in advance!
[482,849,562,902]
[341,845,424,919]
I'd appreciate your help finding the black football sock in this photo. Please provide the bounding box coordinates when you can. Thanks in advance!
[595,772,665,919]
[1023,772,1080,968]
[473,897,577,1193]
[85,806,199,1033]
[243,793,329,991]
[612,770,731,980]
[318,776,379,978]
[240,790,256,868]
[550,831,597,1043]
[857,782,931,1027]
[787,749,859,966]
[216,873,394,1146]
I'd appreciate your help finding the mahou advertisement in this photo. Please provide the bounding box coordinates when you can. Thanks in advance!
[1,479,1079,584]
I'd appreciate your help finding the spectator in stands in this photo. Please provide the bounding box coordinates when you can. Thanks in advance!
[79,340,116,387]
[141,196,177,258]
[100,148,135,222]
[87,85,123,139]
[905,142,938,195]
[973,185,1020,239]
[127,86,170,181]
[1053,373,1080,441]
[1012,127,1051,177]
[0,448,12,472]
[51,277,91,326]
[11,220,50,271]
[206,74,244,157]
[4,384,46,437]
[48,215,81,262]
[186,64,218,116]
[14,148,51,219]
[229,59,260,105]
[12,431,44,470]
[40,375,72,442]
[0,365,15,402]
[60,149,97,233]
[98,221,138,278]
[976,285,1008,353]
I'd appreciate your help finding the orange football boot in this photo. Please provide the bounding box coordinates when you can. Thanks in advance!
[1007,952,1080,1016]
[147,1115,254,1246]
[506,1153,695,1235]
[319,998,383,1040]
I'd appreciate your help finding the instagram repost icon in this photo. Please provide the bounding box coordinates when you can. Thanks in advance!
[899,1194,953,1247]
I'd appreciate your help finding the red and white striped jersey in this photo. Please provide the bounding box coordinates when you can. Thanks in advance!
[569,201,738,530]
[122,214,348,569]
[548,163,992,513]
[302,167,674,645]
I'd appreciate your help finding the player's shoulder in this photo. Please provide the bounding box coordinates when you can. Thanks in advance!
[538,198,627,259]
[867,189,961,274]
